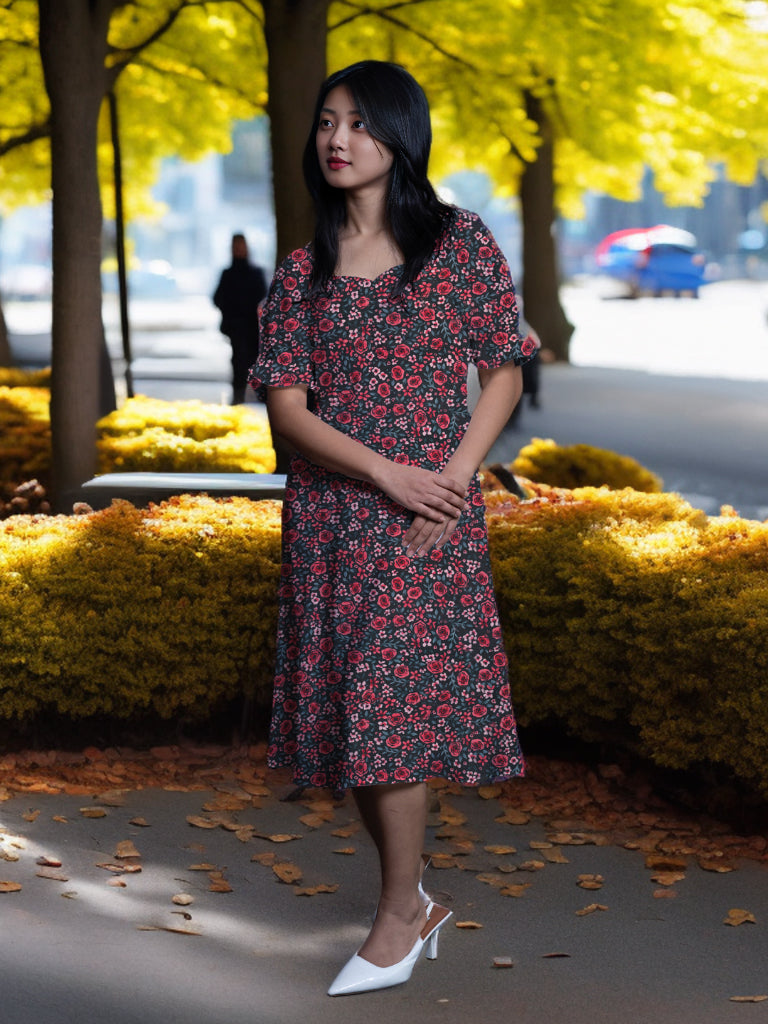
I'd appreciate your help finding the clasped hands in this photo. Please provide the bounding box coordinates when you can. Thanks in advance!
[378,461,468,558]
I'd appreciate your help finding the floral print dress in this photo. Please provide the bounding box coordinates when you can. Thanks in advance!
[250,208,536,790]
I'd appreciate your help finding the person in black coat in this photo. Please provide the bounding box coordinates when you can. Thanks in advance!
[213,233,268,403]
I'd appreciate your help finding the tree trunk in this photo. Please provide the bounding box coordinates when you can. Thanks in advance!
[520,89,574,362]
[0,299,11,366]
[38,0,117,510]
[262,0,330,262]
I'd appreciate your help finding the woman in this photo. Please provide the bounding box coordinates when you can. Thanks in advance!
[249,60,537,997]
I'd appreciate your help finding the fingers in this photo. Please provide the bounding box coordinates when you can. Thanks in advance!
[402,512,459,558]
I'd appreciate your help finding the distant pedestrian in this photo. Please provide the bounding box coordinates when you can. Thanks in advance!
[213,233,268,404]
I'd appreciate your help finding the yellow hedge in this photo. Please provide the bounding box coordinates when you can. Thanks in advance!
[0,386,51,487]
[0,496,281,720]
[2,484,768,796]
[512,437,663,492]
[96,397,276,474]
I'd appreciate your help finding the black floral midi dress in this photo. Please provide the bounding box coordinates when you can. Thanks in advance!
[250,208,537,790]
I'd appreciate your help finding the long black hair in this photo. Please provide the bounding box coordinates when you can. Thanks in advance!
[302,61,452,297]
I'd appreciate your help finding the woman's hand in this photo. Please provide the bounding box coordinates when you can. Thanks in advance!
[402,510,461,558]
[375,461,467,523]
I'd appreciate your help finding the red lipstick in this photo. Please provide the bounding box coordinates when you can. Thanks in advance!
[327,158,350,170]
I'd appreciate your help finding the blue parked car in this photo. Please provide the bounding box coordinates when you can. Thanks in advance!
[596,225,708,297]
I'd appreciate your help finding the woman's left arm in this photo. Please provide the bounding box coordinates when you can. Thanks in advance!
[402,360,522,555]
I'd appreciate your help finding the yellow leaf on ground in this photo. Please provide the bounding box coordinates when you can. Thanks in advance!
[172,894,194,906]
[36,868,69,881]
[186,816,220,830]
[257,833,302,843]
[273,861,303,885]
[500,883,531,898]
[477,785,502,800]
[699,859,735,873]
[187,862,218,871]
[0,881,22,893]
[52,816,68,824]
[251,852,278,866]
[730,996,768,1003]
[107,878,126,888]
[455,921,483,929]
[651,872,685,886]
[529,841,553,850]
[495,810,530,826]
[22,810,40,822]
[577,874,604,890]
[492,957,514,968]
[575,903,608,916]
[331,824,361,839]
[476,873,508,888]
[299,813,328,829]
[518,860,546,872]
[645,854,687,872]
[333,847,356,855]
[208,873,233,893]
[294,884,340,896]
[36,856,62,867]
[129,818,150,827]
[115,840,141,860]
[80,808,107,819]
[653,889,678,899]
[724,909,756,927]
[484,845,517,856]
[543,848,569,864]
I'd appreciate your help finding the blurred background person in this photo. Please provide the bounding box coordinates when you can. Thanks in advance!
[213,232,268,403]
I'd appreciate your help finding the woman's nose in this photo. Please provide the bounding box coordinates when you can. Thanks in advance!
[329,126,348,150]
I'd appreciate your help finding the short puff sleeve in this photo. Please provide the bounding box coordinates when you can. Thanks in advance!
[460,214,539,369]
[248,249,315,403]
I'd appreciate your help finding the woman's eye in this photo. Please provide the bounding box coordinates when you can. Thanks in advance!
[318,118,333,129]
[352,119,366,130]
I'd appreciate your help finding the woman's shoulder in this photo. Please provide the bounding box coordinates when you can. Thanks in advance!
[271,245,315,291]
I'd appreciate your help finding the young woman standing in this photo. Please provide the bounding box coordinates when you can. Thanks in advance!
[250,60,537,997]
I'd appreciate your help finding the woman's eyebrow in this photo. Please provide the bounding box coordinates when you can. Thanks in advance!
[320,105,361,115]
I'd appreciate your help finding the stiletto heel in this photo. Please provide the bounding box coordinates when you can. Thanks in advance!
[327,903,452,996]
[418,852,432,906]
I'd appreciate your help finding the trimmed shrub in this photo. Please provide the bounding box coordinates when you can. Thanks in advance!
[0,495,281,721]
[0,368,51,388]
[96,397,276,474]
[0,386,51,488]
[486,484,768,794]
[512,437,663,492]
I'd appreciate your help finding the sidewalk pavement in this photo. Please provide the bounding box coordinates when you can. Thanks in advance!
[1,745,767,1024]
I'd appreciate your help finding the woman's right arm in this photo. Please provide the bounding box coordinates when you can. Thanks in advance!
[267,385,466,523]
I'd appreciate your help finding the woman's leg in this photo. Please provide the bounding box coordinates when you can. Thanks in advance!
[352,781,429,967]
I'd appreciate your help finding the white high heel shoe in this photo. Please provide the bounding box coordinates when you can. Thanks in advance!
[327,904,452,997]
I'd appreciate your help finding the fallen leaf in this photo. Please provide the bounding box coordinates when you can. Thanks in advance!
[52,816,69,824]
[476,873,508,888]
[294,884,340,896]
[330,824,361,839]
[431,854,458,870]
[447,839,475,856]
[334,847,356,855]
[95,791,125,807]
[187,862,218,871]
[61,891,78,899]
[273,862,303,885]
[115,840,141,860]
[492,957,514,968]
[251,852,278,866]
[21,810,40,823]
[543,848,569,864]
[107,878,127,888]
[80,808,107,819]
[299,813,328,829]
[439,804,468,826]
[645,854,687,872]
[577,874,604,890]
[208,873,233,893]
[203,796,249,812]
[699,859,735,873]
[518,860,546,872]
[255,833,302,844]
[542,952,571,958]
[0,851,19,863]
[730,996,768,1003]
[96,862,142,874]
[0,881,22,893]
[653,889,678,899]
[455,921,483,929]
[36,868,69,881]
[529,841,553,850]
[172,894,194,906]
[724,909,756,927]
[500,883,531,898]
[235,827,255,843]
[186,815,221,830]
[495,810,530,826]
[477,785,502,800]
[129,817,150,827]
[651,872,685,887]
[575,903,608,916]
[484,845,517,856]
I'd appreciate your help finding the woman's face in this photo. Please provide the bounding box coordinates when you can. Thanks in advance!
[316,84,394,194]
